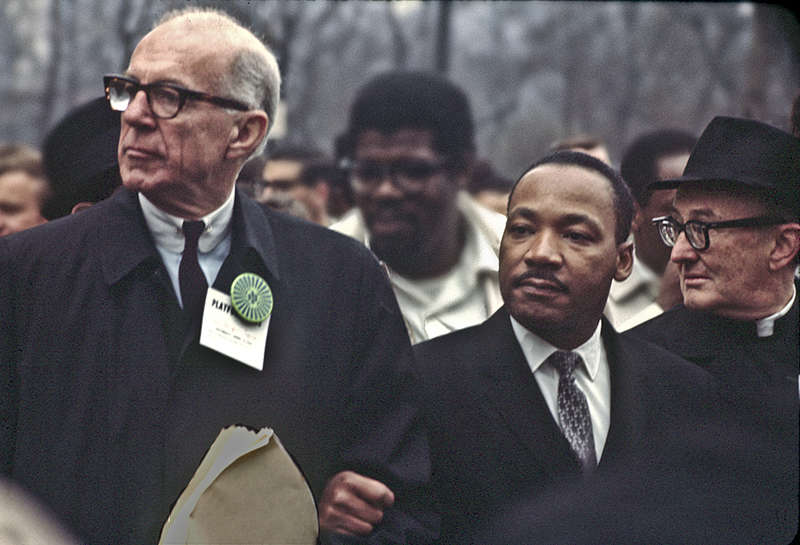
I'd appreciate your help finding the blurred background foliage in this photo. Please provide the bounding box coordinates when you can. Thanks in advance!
[2,0,797,177]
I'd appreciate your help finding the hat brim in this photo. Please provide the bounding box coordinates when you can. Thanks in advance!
[648,175,770,192]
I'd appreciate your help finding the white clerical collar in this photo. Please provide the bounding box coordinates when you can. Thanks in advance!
[756,284,796,338]
[139,189,235,255]
[510,315,603,380]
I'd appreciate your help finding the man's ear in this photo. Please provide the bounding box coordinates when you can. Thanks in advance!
[769,222,800,271]
[227,111,269,159]
[614,240,634,282]
[71,202,94,214]
[630,202,644,233]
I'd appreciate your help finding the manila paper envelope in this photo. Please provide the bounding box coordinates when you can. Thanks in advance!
[159,425,318,545]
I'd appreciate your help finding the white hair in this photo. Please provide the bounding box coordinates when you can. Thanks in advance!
[156,7,282,156]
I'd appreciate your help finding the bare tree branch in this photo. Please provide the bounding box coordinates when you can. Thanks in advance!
[384,3,409,69]
[39,0,63,138]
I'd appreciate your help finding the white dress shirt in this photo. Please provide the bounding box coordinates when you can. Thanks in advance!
[139,190,235,308]
[509,316,611,459]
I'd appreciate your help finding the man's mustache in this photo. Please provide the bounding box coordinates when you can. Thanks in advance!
[512,269,568,292]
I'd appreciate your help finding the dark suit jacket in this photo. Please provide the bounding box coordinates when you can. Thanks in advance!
[413,307,717,543]
[0,188,434,544]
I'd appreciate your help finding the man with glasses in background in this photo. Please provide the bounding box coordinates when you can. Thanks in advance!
[331,71,506,345]
[605,129,697,330]
[629,116,799,541]
[321,70,505,537]
[1,8,433,544]
[256,143,332,225]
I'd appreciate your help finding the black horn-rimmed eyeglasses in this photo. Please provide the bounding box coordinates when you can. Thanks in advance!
[103,74,250,119]
[652,215,786,251]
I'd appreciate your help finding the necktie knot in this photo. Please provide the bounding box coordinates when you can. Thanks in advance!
[182,220,205,250]
[548,350,581,378]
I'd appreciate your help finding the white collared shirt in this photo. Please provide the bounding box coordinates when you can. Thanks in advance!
[509,316,611,460]
[139,190,235,307]
[756,284,796,337]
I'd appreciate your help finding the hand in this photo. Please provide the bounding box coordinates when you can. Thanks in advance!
[319,470,395,536]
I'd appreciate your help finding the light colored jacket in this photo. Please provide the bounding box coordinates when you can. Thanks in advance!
[331,192,505,343]
[605,257,663,331]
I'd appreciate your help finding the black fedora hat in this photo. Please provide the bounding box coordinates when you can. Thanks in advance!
[41,97,122,219]
[649,116,799,215]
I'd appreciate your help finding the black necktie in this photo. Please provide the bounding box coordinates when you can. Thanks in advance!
[179,220,207,315]
[548,350,597,473]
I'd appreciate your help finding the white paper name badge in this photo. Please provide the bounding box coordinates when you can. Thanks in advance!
[200,287,270,371]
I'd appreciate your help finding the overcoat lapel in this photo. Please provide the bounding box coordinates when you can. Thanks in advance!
[97,188,181,366]
[477,310,581,478]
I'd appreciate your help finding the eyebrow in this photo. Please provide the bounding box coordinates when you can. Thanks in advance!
[679,207,717,221]
[508,206,538,221]
[558,213,602,235]
[509,207,603,233]
[120,72,185,88]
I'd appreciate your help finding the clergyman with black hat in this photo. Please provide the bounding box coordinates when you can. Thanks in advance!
[628,115,799,541]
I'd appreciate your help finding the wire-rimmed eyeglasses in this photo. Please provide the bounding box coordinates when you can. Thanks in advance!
[652,215,786,251]
[104,74,250,119]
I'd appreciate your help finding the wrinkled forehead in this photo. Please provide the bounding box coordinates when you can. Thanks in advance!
[129,16,248,87]
[673,182,768,218]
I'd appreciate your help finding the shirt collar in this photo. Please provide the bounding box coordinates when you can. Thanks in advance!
[468,216,501,276]
[756,284,796,337]
[458,194,501,276]
[509,315,603,380]
[138,189,235,254]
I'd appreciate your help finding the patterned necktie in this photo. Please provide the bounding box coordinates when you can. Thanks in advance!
[548,350,597,473]
[179,220,207,315]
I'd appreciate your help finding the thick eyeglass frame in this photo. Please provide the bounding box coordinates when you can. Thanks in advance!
[345,158,449,193]
[103,74,250,119]
[652,215,786,251]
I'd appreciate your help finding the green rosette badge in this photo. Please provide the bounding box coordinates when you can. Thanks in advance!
[230,273,273,323]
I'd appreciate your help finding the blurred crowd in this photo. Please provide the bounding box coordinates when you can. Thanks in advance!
[1,6,798,545]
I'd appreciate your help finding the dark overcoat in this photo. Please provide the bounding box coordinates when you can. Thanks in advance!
[0,187,434,544]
